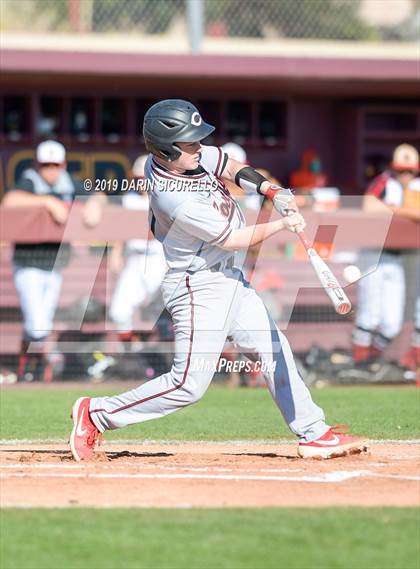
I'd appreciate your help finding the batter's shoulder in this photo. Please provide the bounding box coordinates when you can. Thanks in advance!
[200,145,228,177]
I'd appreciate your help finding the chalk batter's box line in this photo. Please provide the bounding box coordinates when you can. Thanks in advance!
[1,469,419,483]
[1,439,419,445]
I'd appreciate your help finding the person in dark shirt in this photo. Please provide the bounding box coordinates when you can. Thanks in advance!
[2,140,106,381]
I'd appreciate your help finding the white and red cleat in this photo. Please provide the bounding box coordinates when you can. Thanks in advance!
[70,397,102,461]
[298,425,369,459]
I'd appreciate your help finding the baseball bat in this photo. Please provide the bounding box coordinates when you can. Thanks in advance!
[297,230,352,315]
[265,186,352,315]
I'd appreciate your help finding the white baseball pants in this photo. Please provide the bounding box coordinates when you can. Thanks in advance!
[14,266,62,340]
[90,267,329,442]
[109,252,167,331]
[354,251,405,346]
[413,275,420,348]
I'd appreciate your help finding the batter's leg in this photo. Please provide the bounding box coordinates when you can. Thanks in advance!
[90,273,234,431]
[229,278,329,442]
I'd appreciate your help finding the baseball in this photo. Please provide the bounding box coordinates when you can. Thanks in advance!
[343,265,361,283]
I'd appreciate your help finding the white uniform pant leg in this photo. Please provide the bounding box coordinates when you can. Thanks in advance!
[14,266,62,340]
[229,277,328,442]
[90,272,235,431]
[142,252,168,298]
[109,255,148,331]
[413,297,420,348]
[354,251,384,344]
[110,253,167,331]
[378,256,405,340]
[412,257,420,347]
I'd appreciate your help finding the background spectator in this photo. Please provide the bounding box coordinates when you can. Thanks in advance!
[352,144,420,365]
[109,155,167,351]
[221,142,261,210]
[2,140,106,381]
[290,149,328,192]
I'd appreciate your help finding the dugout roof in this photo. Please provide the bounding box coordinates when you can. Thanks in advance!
[2,42,418,97]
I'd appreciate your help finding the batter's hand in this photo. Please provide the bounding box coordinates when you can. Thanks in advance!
[264,185,297,216]
[282,210,306,233]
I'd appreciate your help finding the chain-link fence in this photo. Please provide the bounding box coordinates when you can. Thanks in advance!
[2,0,419,43]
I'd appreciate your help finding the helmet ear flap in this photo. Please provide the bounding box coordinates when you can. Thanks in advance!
[170,143,182,161]
[143,137,181,162]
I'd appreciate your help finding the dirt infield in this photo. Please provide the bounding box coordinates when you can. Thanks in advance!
[1,442,419,508]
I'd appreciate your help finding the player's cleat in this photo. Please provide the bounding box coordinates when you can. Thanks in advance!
[70,397,102,461]
[298,425,369,459]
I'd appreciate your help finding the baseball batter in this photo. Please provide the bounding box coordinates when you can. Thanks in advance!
[70,100,367,460]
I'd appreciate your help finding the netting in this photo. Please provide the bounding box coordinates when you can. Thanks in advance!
[2,0,419,42]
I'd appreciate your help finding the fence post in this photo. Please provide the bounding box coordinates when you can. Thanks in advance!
[67,0,81,32]
[187,0,204,53]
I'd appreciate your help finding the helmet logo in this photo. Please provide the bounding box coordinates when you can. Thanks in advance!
[191,112,202,126]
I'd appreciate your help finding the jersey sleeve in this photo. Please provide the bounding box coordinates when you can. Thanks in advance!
[366,173,387,201]
[200,145,228,177]
[174,198,232,245]
[367,173,404,206]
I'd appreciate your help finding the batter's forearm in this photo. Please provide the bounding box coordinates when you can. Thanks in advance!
[223,160,297,212]
[224,159,270,195]
[221,219,285,250]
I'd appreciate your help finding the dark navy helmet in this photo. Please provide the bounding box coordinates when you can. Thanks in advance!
[143,99,215,161]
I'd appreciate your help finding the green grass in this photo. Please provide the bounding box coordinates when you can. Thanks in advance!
[0,386,418,441]
[1,508,419,569]
[1,389,419,569]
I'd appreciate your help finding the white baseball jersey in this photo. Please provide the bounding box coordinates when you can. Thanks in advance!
[145,145,245,273]
[367,172,420,206]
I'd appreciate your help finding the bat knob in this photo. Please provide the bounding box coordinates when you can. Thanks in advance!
[337,302,352,315]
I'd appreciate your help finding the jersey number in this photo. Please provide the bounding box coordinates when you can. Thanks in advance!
[213,193,232,218]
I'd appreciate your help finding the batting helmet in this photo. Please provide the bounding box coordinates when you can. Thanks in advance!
[143,99,215,161]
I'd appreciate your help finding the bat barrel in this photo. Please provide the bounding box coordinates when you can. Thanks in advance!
[293,220,352,317]
[323,285,352,315]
